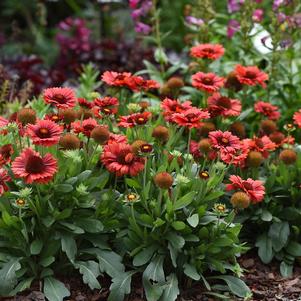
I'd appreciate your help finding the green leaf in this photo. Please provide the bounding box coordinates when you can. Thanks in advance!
[166,232,185,249]
[133,246,157,266]
[43,277,70,301]
[75,218,103,233]
[261,209,273,222]
[171,221,186,230]
[39,256,55,268]
[55,184,73,193]
[75,261,101,290]
[255,233,273,264]
[187,214,199,228]
[173,191,195,210]
[83,248,125,278]
[268,222,290,252]
[144,255,165,283]
[142,277,164,301]
[280,261,293,278]
[199,215,218,225]
[212,275,251,298]
[204,191,224,202]
[108,271,135,301]
[125,178,141,189]
[184,263,200,280]
[30,239,43,255]
[0,259,21,295]
[60,233,77,262]
[9,277,35,296]
[77,170,92,182]
[286,241,301,257]
[161,273,179,301]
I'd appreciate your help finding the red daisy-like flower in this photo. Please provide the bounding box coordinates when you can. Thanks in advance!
[220,142,249,167]
[243,136,276,158]
[118,112,152,128]
[234,65,268,88]
[209,130,241,154]
[161,98,192,122]
[101,143,145,177]
[226,175,265,203]
[78,98,94,109]
[26,120,63,146]
[125,76,160,92]
[43,87,77,109]
[101,71,133,87]
[12,148,57,184]
[94,96,119,115]
[107,133,128,145]
[71,118,98,137]
[192,72,225,93]
[45,113,63,123]
[254,101,280,120]
[0,144,14,166]
[207,93,241,117]
[190,44,225,60]
[172,107,210,129]
[0,168,11,195]
[293,110,301,128]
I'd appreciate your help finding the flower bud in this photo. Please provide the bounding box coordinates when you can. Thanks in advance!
[59,133,81,150]
[247,151,263,168]
[279,149,297,165]
[152,125,169,143]
[230,192,250,209]
[154,172,173,189]
[91,126,110,145]
[260,120,277,135]
[17,108,36,125]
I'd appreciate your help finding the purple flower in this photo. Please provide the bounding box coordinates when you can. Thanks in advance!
[280,39,292,48]
[135,22,152,34]
[185,16,204,26]
[252,9,264,23]
[277,12,287,23]
[227,19,240,38]
[273,0,292,10]
[227,0,244,13]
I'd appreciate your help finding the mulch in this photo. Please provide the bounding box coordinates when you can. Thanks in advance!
[1,253,301,301]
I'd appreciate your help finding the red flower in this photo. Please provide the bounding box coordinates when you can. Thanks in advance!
[0,144,14,166]
[220,142,249,167]
[45,113,63,123]
[43,87,77,109]
[190,140,202,159]
[161,98,192,122]
[78,98,94,109]
[71,118,98,137]
[12,148,57,184]
[243,136,276,158]
[207,93,241,117]
[254,101,280,120]
[26,120,63,146]
[209,130,241,154]
[190,44,225,60]
[118,112,152,128]
[0,117,8,128]
[125,76,160,92]
[0,168,11,195]
[234,65,268,88]
[94,96,119,115]
[293,110,301,128]
[107,133,128,145]
[226,175,265,203]
[101,71,133,87]
[172,107,210,128]
[192,72,225,93]
[101,143,145,177]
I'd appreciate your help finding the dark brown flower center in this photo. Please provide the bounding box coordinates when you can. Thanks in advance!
[221,137,229,144]
[243,183,253,190]
[255,139,264,148]
[117,150,134,165]
[245,71,256,79]
[38,128,51,138]
[25,155,45,174]
[203,77,213,85]
[217,97,232,109]
[136,117,148,125]
[203,48,214,53]
[53,94,67,104]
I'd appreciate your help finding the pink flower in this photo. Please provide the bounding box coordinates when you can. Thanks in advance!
[161,98,192,122]
[243,136,276,158]
[0,168,11,195]
[234,65,269,88]
[254,101,280,120]
[101,143,145,177]
[192,72,225,93]
[190,44,225,60]
[43,87,77,109]
[209,130,241,154]
[172,107,210,128]
[207,93,241,117]
[226,175,265,203]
